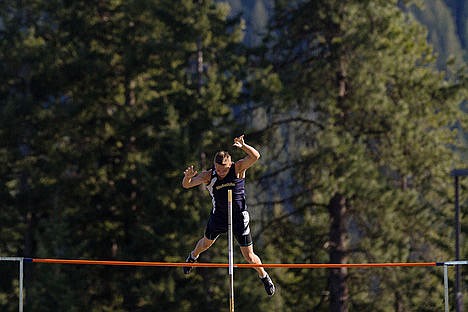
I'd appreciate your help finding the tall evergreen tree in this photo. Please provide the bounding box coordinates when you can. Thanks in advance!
[1,0,248,311]
[252,0,467,311]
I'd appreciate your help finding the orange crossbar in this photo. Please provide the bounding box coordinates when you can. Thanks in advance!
[29,258,437,268]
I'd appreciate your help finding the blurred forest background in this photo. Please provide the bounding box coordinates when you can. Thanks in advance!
[1,0,467,311]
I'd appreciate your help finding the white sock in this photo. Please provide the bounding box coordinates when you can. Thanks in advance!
[259,272,268,279]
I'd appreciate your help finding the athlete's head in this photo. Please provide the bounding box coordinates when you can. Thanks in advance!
[214,151,232,177]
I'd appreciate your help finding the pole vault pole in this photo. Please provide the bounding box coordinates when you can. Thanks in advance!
[228,189,234,312]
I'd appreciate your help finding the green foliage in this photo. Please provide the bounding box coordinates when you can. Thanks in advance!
[0,0,248,310]
[252,0,467,310]
[0,0,467,311]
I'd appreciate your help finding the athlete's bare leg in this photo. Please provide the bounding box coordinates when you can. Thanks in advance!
[240,245,275,296]
[191,236,216,258]
[240,245,267,277]
[184,236,215,274]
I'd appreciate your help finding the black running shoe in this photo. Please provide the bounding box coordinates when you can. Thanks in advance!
[183,253,197,274]
[261,273,275,296]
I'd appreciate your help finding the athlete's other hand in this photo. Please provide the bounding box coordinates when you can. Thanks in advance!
[184,165,198,178]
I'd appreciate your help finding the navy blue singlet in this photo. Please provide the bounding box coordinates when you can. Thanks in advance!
[204,163,252,246]
[206,163,246,217]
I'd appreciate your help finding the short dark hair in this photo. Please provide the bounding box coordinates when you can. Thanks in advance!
[214,151,231,164]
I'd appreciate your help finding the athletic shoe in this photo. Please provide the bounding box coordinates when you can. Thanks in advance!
[183,253,197,274]
[261,273,275,296]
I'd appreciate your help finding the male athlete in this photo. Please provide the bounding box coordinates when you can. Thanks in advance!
[181,135,275,296]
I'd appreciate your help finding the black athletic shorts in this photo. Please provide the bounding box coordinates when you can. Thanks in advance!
[204,210,252,247]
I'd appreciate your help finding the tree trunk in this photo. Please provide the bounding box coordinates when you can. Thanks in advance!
[394,291,404,312]
[328,193,349,312]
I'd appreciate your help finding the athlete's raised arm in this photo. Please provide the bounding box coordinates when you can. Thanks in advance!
[233,135,260,177]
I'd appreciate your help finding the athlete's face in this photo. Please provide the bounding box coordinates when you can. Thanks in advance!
[214,161,231,178]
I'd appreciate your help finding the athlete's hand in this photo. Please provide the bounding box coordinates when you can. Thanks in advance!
[233,135,245,148]
[184,165,198,179]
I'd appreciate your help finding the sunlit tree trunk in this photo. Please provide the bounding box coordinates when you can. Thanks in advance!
[328,193,349,312]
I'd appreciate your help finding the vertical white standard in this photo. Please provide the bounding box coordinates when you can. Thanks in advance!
[227,189,234,312]
[0,257,24,312]
[444,264,449,312]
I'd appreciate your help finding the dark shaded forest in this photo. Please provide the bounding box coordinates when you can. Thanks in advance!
[1,0,467,311]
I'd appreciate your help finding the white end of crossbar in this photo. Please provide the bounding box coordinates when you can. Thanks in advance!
[0,257,24,261]
[443,260,468,266]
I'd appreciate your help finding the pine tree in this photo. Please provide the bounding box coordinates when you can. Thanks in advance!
[1,0,247,310]
[255,0,467,310]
